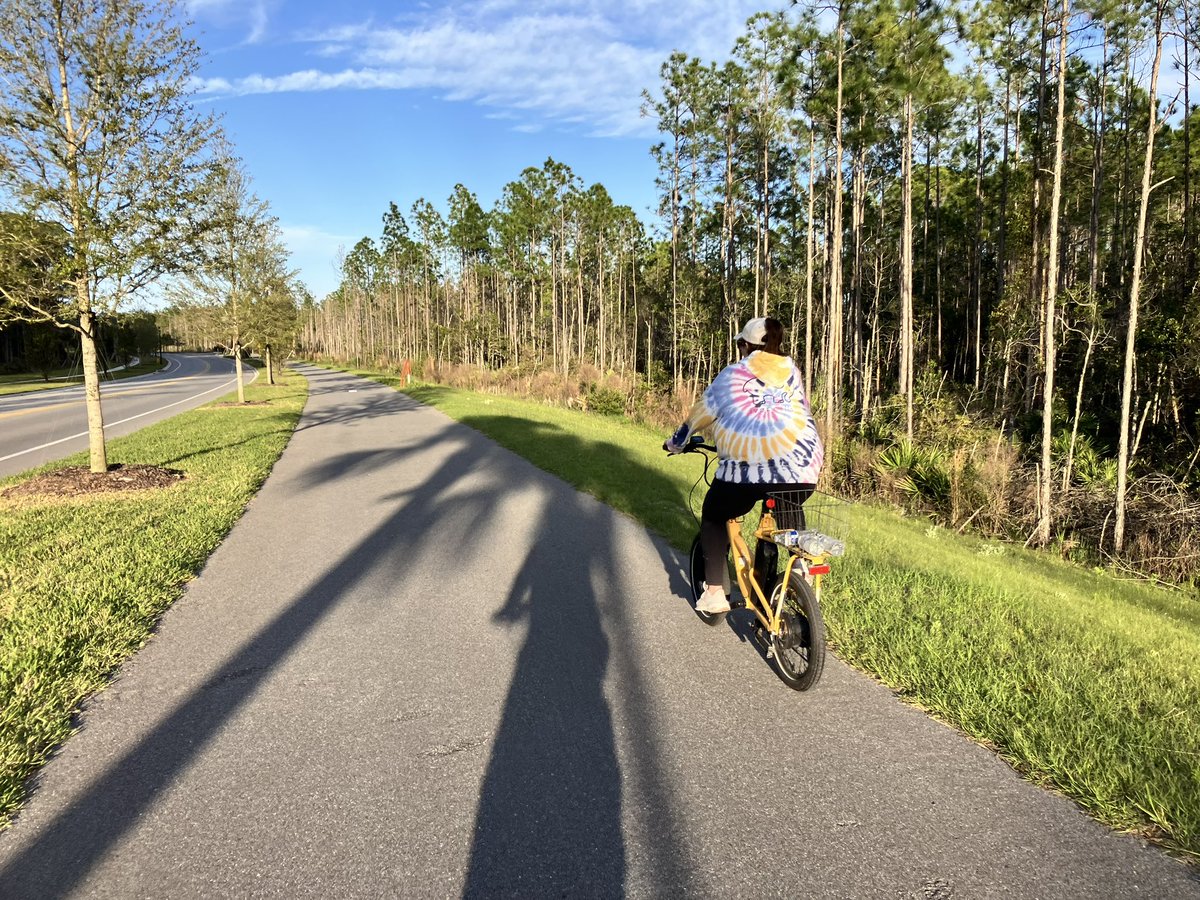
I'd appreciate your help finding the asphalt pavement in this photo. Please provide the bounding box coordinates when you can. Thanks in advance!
[0,364,1196,898]
[0,353,254,479]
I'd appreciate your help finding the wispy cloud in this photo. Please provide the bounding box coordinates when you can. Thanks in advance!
[197,69,430,95]
[281,223,361,256]
[188,0,272,45]
[279,224,361,292]
[193,0,783,137]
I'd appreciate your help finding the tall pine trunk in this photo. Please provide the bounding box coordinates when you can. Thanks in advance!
[805,127,817,396]
[1184,2,1194,285]
[1037,0,1069,545]
[973,102,984,388]
[901,92,915,440]
[824,8,846,446]
[1115,2,1165,553]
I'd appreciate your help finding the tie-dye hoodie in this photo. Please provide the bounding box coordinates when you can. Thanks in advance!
[670,351,823,485]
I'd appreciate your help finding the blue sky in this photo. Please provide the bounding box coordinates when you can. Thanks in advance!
[185,0,789,299]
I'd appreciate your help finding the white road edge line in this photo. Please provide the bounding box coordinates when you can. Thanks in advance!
[0,368,258,464]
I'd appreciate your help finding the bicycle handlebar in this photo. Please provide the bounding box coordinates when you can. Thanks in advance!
[663,436,717,454]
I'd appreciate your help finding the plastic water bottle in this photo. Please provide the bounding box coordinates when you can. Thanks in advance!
[774,529,846,556]
[796,530,847,557]
[822,536,846,557]
[772,530,800,548]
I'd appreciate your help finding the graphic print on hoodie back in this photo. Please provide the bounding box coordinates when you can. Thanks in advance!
[672,351,824,484]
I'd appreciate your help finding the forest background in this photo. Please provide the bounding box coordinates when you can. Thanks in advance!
[156,0,1199,586]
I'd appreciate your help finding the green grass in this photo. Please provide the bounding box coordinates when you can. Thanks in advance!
[0,369,307,826]
[383,379,1199,860]
[0,357,168,396]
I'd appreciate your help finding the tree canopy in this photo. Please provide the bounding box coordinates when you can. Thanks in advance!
[299,0,1200,581]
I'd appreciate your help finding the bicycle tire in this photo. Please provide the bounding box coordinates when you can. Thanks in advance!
[770,569,826,690]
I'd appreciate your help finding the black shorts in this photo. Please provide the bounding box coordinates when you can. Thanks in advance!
[701,478,815,526]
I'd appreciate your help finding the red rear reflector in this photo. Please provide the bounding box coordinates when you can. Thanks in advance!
[765,498,775,509]
[808,564,830,575]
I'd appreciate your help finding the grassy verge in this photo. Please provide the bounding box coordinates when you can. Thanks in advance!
[0,368,307,826]
[0,357,168,397]
[367,377,1199,858]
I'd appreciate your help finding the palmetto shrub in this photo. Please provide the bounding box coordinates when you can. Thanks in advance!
[875,440,953,510]
[1055,431,1118,489]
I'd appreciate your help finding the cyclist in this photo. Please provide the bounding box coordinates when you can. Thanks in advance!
[665,317,824,614]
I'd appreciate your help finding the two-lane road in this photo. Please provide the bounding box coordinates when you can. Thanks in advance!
[0,353,255,479]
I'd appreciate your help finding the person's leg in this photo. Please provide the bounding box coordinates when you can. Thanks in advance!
[700,518,729,589]
[699,480,761,607]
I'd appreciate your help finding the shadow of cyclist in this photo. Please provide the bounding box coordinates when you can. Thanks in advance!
[462,488,624,896]
[459,416,699,898]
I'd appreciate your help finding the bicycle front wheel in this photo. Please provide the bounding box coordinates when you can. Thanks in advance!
[770,569,826,690]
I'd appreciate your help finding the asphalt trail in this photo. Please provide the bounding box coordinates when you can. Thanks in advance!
[0,365,1195,898]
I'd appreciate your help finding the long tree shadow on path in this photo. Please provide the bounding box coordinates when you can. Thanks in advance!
[0,385,699,897]
[0,391,508,896]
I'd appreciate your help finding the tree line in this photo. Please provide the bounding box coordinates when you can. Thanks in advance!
[1,0,1194,576]
[303,0,1199,574]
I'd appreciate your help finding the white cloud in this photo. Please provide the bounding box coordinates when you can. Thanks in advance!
[280,223,359,250]
[194,68,432,95]
[279,224,362,297]
[188,0,271,45]
[194,0,785,137]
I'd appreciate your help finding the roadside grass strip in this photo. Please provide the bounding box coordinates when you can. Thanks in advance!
[0,358,169,397]
[0,369,307,827]
[376,379,1200,859]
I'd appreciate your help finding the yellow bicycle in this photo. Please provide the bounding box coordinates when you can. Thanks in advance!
[676,438,846,691]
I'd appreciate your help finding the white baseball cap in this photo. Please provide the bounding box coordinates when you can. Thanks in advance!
[737,317,767,346]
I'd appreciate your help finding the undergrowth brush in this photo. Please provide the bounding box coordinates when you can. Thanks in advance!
[313,354,1200,586]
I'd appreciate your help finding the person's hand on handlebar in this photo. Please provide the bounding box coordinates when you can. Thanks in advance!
[664,432,707,454]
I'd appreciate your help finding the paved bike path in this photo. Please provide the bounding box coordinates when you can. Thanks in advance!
[0,365,1195,898]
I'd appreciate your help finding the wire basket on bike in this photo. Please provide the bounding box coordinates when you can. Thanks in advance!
[766,489,850,557]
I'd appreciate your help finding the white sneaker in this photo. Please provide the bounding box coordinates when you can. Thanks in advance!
[697,583,731,614]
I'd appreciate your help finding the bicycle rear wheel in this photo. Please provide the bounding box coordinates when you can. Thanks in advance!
[770,569,825,690]
[691,535,724,628]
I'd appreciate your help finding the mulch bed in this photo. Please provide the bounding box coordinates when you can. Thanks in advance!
[2,464,185,499]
